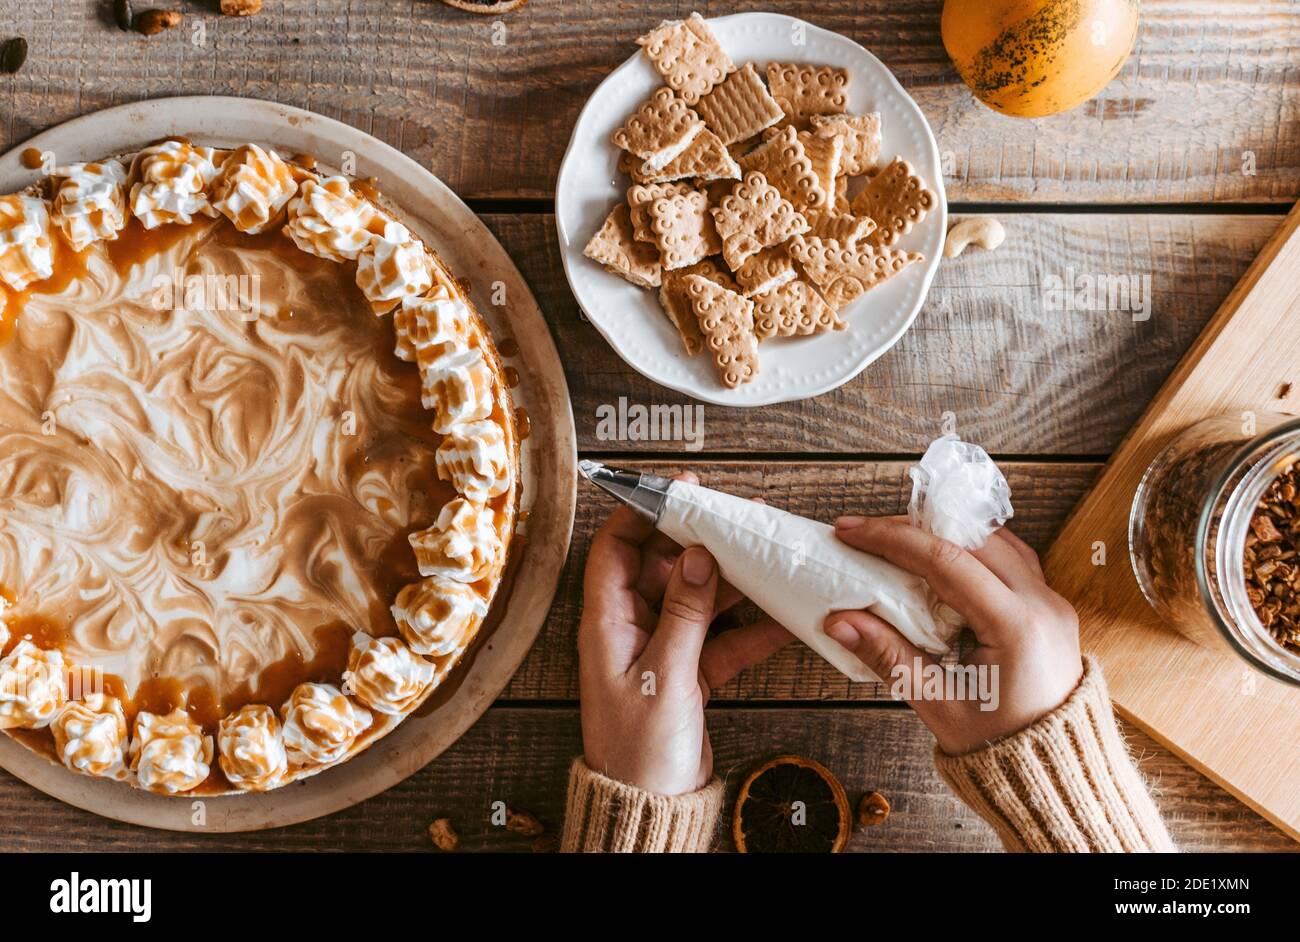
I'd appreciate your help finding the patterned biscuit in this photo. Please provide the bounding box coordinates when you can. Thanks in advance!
[636,128,740,184]
[710,170,810,271]
[765,63,849,129]
[810,113,882,176]
[682,274,759,388]
[647,190,722,270]
[752,278,843,339]
[658,258,735,355]
[611,87,704,171]
[733,245,797,298]
[628,182,693,242]
[788,234,922,309]
[737,126,828,212]
[637,13,735,105]
[584,202,662,288]
[694,63,785,145]
[851,157,937,247]
[776,128,842,202]
[804,210,876,247]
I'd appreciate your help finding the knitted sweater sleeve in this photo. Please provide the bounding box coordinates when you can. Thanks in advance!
[561,657,1174,853]
[934,656,1176,852]
[560,759,724,853]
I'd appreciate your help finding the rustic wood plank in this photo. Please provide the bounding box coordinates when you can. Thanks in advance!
[0,2,1294,203]
[0,706,1288,851]
[504,460,1097,701]
[485,212,1282,455]
[1047,200,1300,841]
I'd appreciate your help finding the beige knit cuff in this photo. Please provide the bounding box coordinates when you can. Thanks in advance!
[934,656,1177,853]
[560,758,724,853]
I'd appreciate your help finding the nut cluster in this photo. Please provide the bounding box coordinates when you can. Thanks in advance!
[1244,463,1300,654]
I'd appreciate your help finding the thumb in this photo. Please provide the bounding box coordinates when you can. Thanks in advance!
[823,610,957,731]
[642,546,717,683]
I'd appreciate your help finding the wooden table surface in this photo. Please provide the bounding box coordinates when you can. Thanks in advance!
[1,0,1297,852]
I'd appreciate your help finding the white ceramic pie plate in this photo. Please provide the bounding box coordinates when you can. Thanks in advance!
[556,12,947,406]
[0,96,577,832]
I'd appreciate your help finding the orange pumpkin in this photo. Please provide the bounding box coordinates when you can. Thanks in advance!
[941,0,1139,118]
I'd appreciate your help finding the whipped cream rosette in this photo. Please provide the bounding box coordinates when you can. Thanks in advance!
[218,704,288,791]
[0,641,68,729]
[281,682,373,765]
[50,159,129,251]
[285,175,376,262]
[393,576,489,657]
[408,291,470,362]
[437,419,514,502]
[424,349,496,434]
[356,218,435,313]
[50,693,130,781]
[129,140,224,229]
[409,497,505,584]
[0,140,519,795]
[129,709,214,794]
[210,143,298,234]
[0,194,54,291]
[344,633,438,715]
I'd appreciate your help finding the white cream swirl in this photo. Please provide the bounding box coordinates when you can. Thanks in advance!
[0,224,448,702]
[284,176,375,262]
[423,348,495,434]
[343,632,437,715]
[51,160,129,252]
[436,419,513,502]
[0,641,68,729]
[217,703,287,791]
[50,692,130,780]
[409,498,504,584]
[129,140,223,229]
[393,576,488,657]
[0,195,54,291]
[210,144,298,234]
[129,708,213,793]
[355,219,434,314]
[281,682,372,765]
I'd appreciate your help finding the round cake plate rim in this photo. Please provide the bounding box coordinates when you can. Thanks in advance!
[0,95,577,833]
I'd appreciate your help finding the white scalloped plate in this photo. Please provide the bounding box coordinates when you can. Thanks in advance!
[0,97,577,832]
[556,12,947,406]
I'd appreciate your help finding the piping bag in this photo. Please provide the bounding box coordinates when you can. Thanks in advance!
[579,436,1013,683]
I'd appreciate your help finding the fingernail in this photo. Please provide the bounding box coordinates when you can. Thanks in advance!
[681,547,714,586]
[825,621,858,648]
[835,515,867,530]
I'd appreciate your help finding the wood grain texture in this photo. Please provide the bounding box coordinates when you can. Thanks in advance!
[1046,200,1300,841]
[0,2,1294,203]
[503,460,1097,701]
[485,212,1281,455]
[0,706,1288,852]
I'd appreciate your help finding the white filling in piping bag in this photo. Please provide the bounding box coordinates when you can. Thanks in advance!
[579,435,1013,683]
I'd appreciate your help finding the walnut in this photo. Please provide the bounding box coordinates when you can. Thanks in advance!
[135,10,181,35]
[221,0,262,15]
[505,807,544,837]
[856,791,890,827]
[1244,461,1300,655]
[427,817,459,852]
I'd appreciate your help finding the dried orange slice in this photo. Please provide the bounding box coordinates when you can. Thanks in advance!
[732,755,851,853]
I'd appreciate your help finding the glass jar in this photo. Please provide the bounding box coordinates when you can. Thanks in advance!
[1129,413,1300,686]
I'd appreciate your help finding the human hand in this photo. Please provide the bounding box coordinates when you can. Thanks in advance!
[578,473,793,796]
[826,516,1082,756]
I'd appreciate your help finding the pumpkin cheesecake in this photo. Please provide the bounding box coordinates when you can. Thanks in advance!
[0,140,520,794]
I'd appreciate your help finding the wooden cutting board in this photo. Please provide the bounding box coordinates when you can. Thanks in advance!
[1045,201,1300,842]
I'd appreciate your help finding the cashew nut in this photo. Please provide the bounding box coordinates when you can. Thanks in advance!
[944,217,1006,258]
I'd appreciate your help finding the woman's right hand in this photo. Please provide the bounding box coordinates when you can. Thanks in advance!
[825,516,1083,756]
